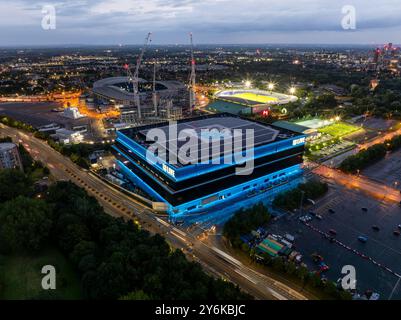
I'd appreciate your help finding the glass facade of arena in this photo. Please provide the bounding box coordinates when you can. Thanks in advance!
[112,114,306,216]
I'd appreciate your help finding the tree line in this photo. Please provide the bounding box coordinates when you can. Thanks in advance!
[0,173,249,300]
[340,134,401,173]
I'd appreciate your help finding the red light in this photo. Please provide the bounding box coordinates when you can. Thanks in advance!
[262,110,270,117]
[123,64,129,70]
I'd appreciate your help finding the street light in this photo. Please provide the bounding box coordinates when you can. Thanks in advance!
[289,87,296,95]
[244,80,252,88]
[268,83,274,91]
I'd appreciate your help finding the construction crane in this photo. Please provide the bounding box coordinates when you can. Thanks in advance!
[124,32,152,120]
[189,32,196,114]
[152,59,158,117]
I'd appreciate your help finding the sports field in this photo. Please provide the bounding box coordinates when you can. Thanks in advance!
[318,122,362,137]
[231,92,278,104]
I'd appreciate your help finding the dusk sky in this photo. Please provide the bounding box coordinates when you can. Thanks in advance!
[1,0,401,46]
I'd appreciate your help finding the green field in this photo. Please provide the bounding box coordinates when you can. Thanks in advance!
[231,92,278,104]
[0,247,83,300]
[318,122,362,137]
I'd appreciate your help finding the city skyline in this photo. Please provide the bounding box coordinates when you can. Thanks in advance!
[1,0,401,46]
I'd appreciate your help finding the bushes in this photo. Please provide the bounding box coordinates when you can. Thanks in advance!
[0,115,35,132]
[223,203,270,248]
[273,180,329,211]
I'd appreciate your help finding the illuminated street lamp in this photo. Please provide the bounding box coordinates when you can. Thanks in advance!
[245,80,252,88]
[289,87,296,95]
[268,83,275,91]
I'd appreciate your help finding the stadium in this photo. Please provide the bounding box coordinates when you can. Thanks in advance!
[93,76,188,104]
[208,89,298,115]
[112,113,306,217]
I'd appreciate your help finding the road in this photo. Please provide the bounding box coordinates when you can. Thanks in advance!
[0,123,307,301]
[357,127,401,151]
[313,165,401,204]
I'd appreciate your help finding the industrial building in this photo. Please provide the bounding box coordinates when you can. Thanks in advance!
[112,113,306,217]
[0,142,23,171]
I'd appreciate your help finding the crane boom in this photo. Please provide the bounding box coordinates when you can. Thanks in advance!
[132,32,152,120]
[189,32,196,114]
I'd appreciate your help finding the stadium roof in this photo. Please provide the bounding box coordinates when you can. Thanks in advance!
[273,121,314,134]
[93,76,186,101]
[119,113,303,168]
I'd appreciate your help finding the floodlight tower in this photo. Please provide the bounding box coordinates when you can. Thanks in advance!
[132,32,152,120]
[189,33,196,114]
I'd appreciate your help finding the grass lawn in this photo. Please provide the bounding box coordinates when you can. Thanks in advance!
[0,246,83,300]
[318,122,362,138]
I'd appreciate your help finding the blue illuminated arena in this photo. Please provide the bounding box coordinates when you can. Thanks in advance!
[112,113,306,218]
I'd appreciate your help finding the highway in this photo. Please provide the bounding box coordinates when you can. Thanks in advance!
[0,123,308,300]
[313,165,401,203]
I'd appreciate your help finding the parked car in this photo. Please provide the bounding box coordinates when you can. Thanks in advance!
[329,229,337,236]
[372,225,380,231]
[358,236,368,243]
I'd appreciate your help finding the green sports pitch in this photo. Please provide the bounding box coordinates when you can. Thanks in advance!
[231,92,279,104]
[318,122,362,137]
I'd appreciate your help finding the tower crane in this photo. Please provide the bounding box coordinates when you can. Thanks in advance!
[152,59,158,116]
[189,32,196,114]
[124,32,152,120]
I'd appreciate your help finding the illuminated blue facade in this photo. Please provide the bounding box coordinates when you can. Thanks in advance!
[112,114,306,217]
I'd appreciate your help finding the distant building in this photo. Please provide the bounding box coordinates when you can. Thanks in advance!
[273,121,320,141]
[0,143,23,171]
[52,128,84,144]
[63,107,86,120]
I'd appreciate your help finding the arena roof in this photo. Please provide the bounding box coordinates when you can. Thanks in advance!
[119,113,303,168]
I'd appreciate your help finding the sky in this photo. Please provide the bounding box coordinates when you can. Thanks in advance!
[0,0,400,46]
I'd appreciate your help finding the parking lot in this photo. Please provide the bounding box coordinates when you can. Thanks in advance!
[267,185,401,299]
[0,102,89,128]
[363,149,401,189]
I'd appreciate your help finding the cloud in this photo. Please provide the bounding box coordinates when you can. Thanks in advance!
[0,0,400,45]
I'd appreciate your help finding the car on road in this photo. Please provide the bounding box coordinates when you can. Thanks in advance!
[328,209,335,214]
[398,224,401,230]
[372,225,380,231]
[362,207,368,212]
[329,229,337,236]
[316,214,323,220]
[394,230,401,236]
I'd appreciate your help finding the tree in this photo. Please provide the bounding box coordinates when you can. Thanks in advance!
[0,169,33,202]
[0,196,52,252]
